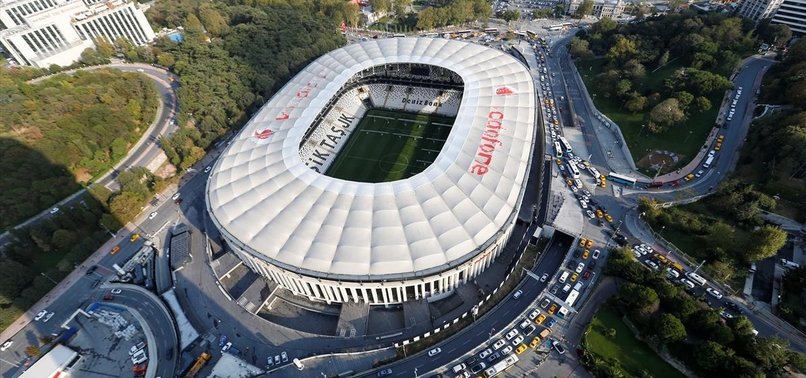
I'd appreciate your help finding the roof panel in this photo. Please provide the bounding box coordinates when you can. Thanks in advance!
[207,38,536,279]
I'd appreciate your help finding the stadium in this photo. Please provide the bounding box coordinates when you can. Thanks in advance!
[206,38,537,305]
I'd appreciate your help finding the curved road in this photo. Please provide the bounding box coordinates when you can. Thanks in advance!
[0,63,179,246]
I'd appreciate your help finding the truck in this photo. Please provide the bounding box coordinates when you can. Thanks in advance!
[184,352,211,378]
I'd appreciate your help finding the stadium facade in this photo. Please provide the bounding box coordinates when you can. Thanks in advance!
[206,38,537,305]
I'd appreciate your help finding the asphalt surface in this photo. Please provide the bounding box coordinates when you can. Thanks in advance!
[355,234,571,377]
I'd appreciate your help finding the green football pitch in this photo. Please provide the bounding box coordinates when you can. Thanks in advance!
[325,109,455,183]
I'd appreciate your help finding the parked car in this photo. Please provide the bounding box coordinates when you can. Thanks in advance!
[492,339,506,350]
[478,348,492,359]
[575,263,585,273]
[553,341,566,355]
[221,342,232,353]
[0,341,13,351]
[511,335,524,346]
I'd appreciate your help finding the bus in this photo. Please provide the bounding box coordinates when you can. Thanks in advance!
[567,163,580,178]
[392,33,405,38]
[545,22,573,31]
[514,30,528,39]
[553,141,563,158]
[526,30,538,39]
[565,289,580,307]
[607,172,637,187]
[454,29,473,37]
[484,354,519,377]
[686,272,708,286]
[423,32,439,38]
[588,166,600,179]
[483,27,498,34]
[558,136,572,153]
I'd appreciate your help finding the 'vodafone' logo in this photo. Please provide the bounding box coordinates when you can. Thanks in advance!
[254,129,274,140]
[496,87,515,96]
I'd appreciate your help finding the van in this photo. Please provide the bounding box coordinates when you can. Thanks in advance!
[562,284,571,293]
[685,272,707,286]
[574,282,583,291]
[558,271,569,283]
[538,328,551,340]
[452,363,467,373]
[557,307,569,318]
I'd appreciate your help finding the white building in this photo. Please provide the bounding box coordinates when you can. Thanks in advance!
[772,0,806,35]
[0,0,155,67]
[566,0,628,18]
[737,0,785,22]
[206,38,538,306]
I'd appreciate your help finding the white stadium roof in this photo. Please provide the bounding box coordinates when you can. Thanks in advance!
[207,37,536,280]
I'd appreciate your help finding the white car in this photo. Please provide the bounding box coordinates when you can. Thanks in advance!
[540,273,549,282]
[427,347,441,357]
[204,166,212,173]
[492,339,506,350]
[512,290,523,299]
[511,335,524,346]
[580,201,588,209]
[1,341,13,351]
[111,289,122,294]
[43,312,54,322]
[148,211,158,220]
[129,341,146,355]
[679,278,695,289]
[528,309,539,320]
[505,329,519,340]
[706,288,723,300]
[501,345,513,355]
[221,342,232,353]
[478,348,492,359]
[171,192,181,200]
[592,250,601,259]
[666,268,680,279]
[575,263,585,273]
[34,310,47,321]
[49,207,60,214]
[586,210,596,219]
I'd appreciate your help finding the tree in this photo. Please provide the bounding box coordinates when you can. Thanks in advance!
[569,37,593,60]
[369,0,391,13]
[649,98,686,131]
[654,313,687,343]
[744,225,787,262]
[618,282,659,315]
[750,336,790,370]
[198,7,229,37]
[51,229,77,250]
[498,9,521,22]
[392,0,411,18]
[676,91,694,109]
[756,19,792,46]
[24,345,41,357]
[695,96,712,112]
[575,0,594,18]
[694,341,730,372]
[606,36,638,63]
[624,92,648,113]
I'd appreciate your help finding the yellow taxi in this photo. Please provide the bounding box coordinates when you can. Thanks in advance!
[578,238,587,248]
[515,344,528,354]
[605,213,613,223]
[582,249,589,260]
[570,273,579,282]
[535,313,547,325]
[548,304,558,315]
[715,142,722,151]
[130,233,140,242]
[717,134,725,142]
[110,246,121,255]
[585,239,594,248]
[529,337,541,348]
[596,210,604,219]
[684,173,694,181]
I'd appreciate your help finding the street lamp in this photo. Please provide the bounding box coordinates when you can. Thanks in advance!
[41,272,58,285]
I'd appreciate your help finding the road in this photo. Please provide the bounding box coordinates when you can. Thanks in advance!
[355,235,571,377]
[0,63,179,247]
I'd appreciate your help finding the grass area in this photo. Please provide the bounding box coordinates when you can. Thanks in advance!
[326,109,454,183]
[586,305,686,378]
[578,58,719,173]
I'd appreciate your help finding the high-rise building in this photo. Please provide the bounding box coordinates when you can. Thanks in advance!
[737,0,785,21]
[0,0,155,67]
[772,0,806,35]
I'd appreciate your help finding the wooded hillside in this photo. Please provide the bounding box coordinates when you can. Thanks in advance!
[0,69,158,229]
